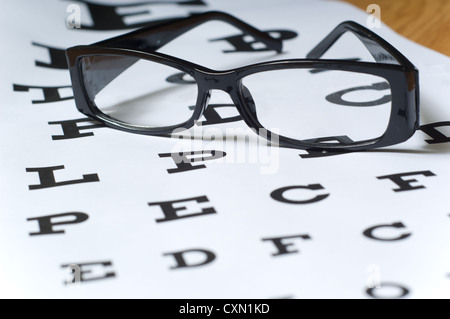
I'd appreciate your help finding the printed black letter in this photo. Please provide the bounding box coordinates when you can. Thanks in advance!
[32,42,68,70]
[72,0,207,30]
[377,170,436,192]
[61,261,115,284]
[326,82,391,106]
[270,184,329,204]
[163,248,216,269]
[27,212,89,236]
[420,121,450,144]
[366,282,410,299]
[363,222,411,241]
[148,195,216,223]
[159,150,226,174]
[13,84,73,104]
[26,165,99,190]
[48,118,105,140]
[210,29,297,53]
[190,104,242,126]
[262,234,311,256]
[299,136,353,158]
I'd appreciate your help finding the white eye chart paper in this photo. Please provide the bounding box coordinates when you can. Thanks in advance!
[1,0,450,298]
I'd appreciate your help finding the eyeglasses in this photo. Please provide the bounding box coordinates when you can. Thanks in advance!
[66,11,419,151]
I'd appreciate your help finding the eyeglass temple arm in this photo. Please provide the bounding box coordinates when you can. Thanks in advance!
[95,11,282,53]
[84,12,282,97]
[306,21,414,67]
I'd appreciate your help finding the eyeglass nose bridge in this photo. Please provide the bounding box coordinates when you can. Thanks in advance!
[194,69,238,92]
[193,69,258,122]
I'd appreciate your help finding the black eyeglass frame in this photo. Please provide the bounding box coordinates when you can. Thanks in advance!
[66,11,419,152]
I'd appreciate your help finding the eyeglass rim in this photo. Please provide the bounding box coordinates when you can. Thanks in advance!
[67,46,418,151]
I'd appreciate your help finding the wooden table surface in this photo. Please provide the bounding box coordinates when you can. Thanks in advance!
[342,0,450,56]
